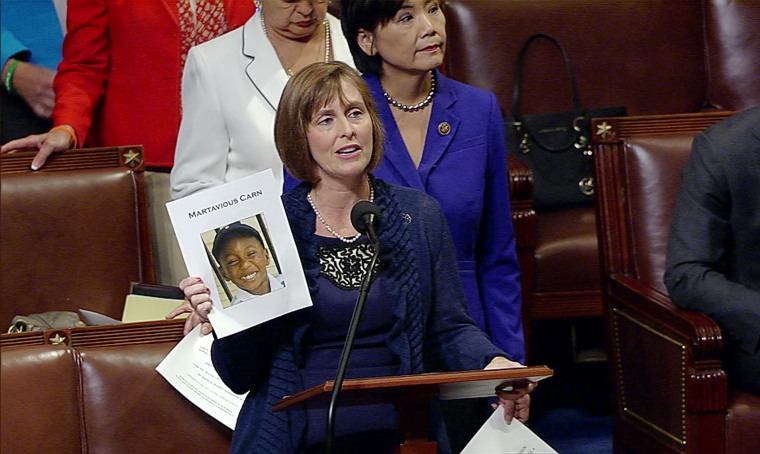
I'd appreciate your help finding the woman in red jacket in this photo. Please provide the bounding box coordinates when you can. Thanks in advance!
[0,0,255,286]
[1,0,254,169]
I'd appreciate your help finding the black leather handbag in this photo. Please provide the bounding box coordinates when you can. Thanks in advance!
[505,33,626,210]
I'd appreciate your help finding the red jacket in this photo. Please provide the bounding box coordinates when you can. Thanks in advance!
[53,0,254,168]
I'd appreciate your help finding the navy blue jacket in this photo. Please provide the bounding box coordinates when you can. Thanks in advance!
[212,178,505,453]
[665,106,760,359]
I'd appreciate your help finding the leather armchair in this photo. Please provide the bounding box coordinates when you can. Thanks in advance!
[0,146,154,327]
[442,0,760,359]
[1,320,231,453]
[592,111,760,453]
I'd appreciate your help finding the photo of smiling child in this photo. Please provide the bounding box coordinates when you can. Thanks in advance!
[203,215,286,308]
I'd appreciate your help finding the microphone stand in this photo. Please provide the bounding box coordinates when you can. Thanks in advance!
[324,222,380,454]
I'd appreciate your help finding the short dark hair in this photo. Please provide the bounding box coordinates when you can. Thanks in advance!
[274,61,384,184]
[340,0,406,76]
[212,222,264,263]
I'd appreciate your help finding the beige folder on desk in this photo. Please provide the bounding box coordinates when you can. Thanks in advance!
[122,294,189,323]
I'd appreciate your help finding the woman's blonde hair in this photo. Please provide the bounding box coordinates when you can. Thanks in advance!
[274,61,384,184]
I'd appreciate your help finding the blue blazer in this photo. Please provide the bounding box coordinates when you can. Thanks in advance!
[283,71,525,362]
[365,71,524,362]
[213,179,505,453]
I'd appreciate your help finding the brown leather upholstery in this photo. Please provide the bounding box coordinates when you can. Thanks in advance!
[726,391,760,454]
[444,0,760,114]
[444,0,706,116]
[534,207,599,293]
[0,146,154,326]
[529,207,602,319]
[79,342,231,453]
[704,0,760,110]
[1,345,82,453]
[623,135,696,291]
[593,111,760,453]
[0,323,232,453]
[442,0,760,358]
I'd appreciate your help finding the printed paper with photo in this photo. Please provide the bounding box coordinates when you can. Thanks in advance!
[166,169,311,338]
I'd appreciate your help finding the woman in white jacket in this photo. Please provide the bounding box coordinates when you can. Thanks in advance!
[170,0,354,199]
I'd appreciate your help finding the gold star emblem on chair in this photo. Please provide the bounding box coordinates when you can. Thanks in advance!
[595,121,614,140]
[123,148,144,168]
[49,333,67,345]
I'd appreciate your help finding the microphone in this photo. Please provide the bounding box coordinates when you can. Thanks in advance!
[325,201,383,453]
[350,200,382,246]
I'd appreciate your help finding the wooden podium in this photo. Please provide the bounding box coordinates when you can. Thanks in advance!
[274,365,553,453]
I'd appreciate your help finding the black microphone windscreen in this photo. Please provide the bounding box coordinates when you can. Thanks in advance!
[350,201,382,234]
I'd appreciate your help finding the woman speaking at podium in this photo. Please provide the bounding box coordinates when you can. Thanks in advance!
[178,62,533,453]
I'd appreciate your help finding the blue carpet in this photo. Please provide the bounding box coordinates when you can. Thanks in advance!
[525,318,614,453]
[531,407,612,453]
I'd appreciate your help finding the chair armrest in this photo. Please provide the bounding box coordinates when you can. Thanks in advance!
[507,154,533,202]
[507,155,536,313]
[604,274,728,445]
[507,154,535,247]
[609,275,724,360]
[0,145,146,173]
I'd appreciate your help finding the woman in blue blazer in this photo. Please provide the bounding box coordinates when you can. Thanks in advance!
[337,2,525,449]
[339,0,524,364]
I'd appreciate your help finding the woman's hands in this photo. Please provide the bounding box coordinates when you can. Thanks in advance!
[484,356,537,425]
[0,127,74,170]
[11,61,56,118]
[165,276,214,336]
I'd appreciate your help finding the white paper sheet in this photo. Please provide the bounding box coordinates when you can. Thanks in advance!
[78,309,121,326]
[461,405,558,454]
[156,325,245,429]
[166,169,312,338]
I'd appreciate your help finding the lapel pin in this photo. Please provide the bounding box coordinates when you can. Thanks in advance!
[437,122,451,136]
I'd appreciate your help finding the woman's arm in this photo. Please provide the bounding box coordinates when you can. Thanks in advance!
[52,0,110,146]
[420,195,505,371]
[170,47,231,199]
[476,93,526,363]
[421,201,535,423]
[211,323,277,394]
[3,0,109,169]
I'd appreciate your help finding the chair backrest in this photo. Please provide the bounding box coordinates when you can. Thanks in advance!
[443,0,706,115]
[443,0,760,116]
[618,134,695,291]
[1,328,232,454]
[592,111,736,290]
[0,146,154,327]
[0,345,82,453]
[592,111,738,453]
[78,341,231,453]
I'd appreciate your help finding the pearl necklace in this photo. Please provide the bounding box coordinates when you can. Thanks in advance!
[383,71,436,112]
[261,14,331,77]
[307,182,375,244]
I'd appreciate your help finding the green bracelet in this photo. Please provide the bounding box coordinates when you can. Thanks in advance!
[4,59,21,95]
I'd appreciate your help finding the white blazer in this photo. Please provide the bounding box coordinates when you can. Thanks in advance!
[170,11,354,199]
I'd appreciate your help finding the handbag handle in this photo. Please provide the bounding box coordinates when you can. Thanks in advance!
[512,33,581,116]
[511,33,585,153]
